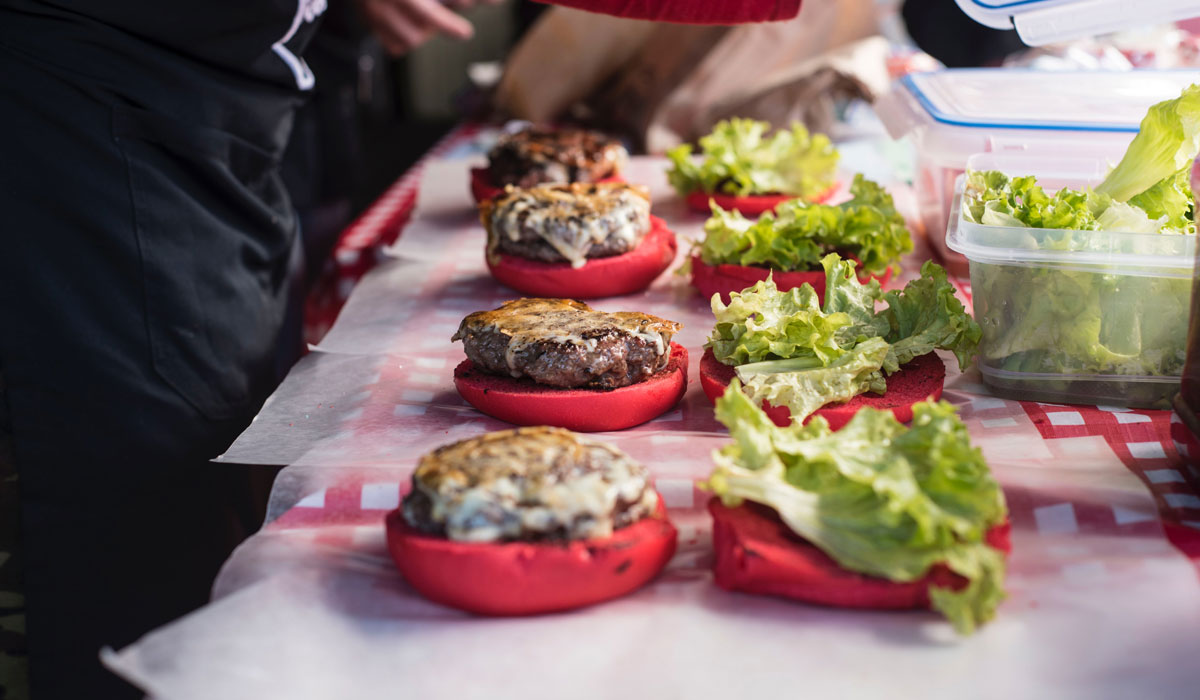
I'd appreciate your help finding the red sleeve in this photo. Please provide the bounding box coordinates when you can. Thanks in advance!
[531,0,802,24]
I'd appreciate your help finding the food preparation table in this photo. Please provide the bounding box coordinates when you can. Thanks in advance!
[102,128,1200,699]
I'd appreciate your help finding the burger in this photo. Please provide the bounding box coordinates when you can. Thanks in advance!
[471,126,627,203]
[451,298,687,432]
[481,182,677,299]
[385,426,678,615]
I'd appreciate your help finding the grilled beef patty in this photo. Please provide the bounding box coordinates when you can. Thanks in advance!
[452,298,681,390]
[481,182,651,269]
[486,127,626,188]
[401,426,659,542]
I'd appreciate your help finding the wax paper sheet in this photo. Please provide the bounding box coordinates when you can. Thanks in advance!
[107,377,1200,698]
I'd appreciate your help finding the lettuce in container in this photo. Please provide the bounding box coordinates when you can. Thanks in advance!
[960,84,1199,405]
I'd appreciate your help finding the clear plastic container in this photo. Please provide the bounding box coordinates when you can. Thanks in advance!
[876,69,1197,276]
[947,153,1194,409]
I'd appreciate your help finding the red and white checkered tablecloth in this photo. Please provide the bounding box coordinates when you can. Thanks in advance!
[282,139,1200,582]
[303,124,482,344]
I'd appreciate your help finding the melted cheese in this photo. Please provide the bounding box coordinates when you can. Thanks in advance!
[407,427,659,542]
[452,298,680,376]
[482,183,651,269]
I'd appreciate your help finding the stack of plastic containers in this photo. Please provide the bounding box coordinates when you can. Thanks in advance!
[878,69,1198,408]
[876,69,1197,275]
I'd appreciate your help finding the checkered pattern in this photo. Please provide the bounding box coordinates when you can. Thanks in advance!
[1023,402,1200,564]
[302,124,481,344]
[278,141,1200,591]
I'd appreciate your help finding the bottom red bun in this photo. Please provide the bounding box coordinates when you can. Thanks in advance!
[690,255,892,306]
[455,343,688,432]
[386,500,678,616]
[470,167,623,203]
[684,184,837,217]
[486,216,677,299]
[709,499,1011,610]
[699,347,945,430]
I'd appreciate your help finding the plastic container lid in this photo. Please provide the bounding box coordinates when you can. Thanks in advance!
[946,153,1195,277]
[954,0,1200,46]
[898,69,1199,133]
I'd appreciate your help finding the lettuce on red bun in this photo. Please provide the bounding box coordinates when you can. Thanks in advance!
[471,126,627,203]
[452,298,687,432]
[387,426,678,615]
[687,174,911,304]
[703,387,1010,634]
[699,254,978,428]
[666,118,839,216]
[481,183,676,299]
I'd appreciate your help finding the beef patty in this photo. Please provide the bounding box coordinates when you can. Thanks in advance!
[401,426,659,542]
[486,127,627,188]
[451,298,681,390]
[481,182,651,269]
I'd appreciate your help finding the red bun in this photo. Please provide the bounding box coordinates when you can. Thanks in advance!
[470,166,624,203]
[454,343,688,432]
[709,499,1011,610]
[486,216,677,299]
[699,347,945,430]
[690,254,893,306]
[684,184,837,217]
[386,499,678,616]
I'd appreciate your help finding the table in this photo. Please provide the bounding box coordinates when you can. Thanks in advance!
[102,131,1200,700]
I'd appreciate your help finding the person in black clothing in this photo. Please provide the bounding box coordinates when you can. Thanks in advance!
[0,1,484,697]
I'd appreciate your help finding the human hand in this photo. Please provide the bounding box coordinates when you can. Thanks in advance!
[356,0,498,55]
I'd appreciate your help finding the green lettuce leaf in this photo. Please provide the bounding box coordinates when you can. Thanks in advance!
[695,174,914,276]
[705,254,980,422]
[880,260,982,371]
[735,337,891,423]
[1096,83,1200,205]
[666,118,839,199]
[705,385,1009,634]
[707,277,851,366]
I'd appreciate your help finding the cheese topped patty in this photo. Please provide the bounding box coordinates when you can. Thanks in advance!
[486,127,627,188]
[481,183,652,269]
[452,298,682,389]
[401,427,659,542]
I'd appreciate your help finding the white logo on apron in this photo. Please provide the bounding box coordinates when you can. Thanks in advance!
[273,0,328,90]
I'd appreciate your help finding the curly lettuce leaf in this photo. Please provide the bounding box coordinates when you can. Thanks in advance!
[706,255,979,421]
[962,171,1112,231]
[735,337,891,423]
[706,385,1009,634]
[666,118,839,199]
[707,277,851,366]
[695,174,913,276]
[880,260,982,371]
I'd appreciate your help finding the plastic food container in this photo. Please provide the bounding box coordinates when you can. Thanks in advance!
[947,153,1194,409]
[877,69,1197,276]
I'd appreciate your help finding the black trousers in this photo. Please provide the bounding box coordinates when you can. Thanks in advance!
[0,33,304,700]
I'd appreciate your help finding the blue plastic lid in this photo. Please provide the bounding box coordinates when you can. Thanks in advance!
[903,69,1200,132]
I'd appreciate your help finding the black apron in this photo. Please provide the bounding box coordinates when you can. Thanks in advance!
[0,2,323,697]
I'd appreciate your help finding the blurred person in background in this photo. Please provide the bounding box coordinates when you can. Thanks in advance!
[0,1,488,697]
